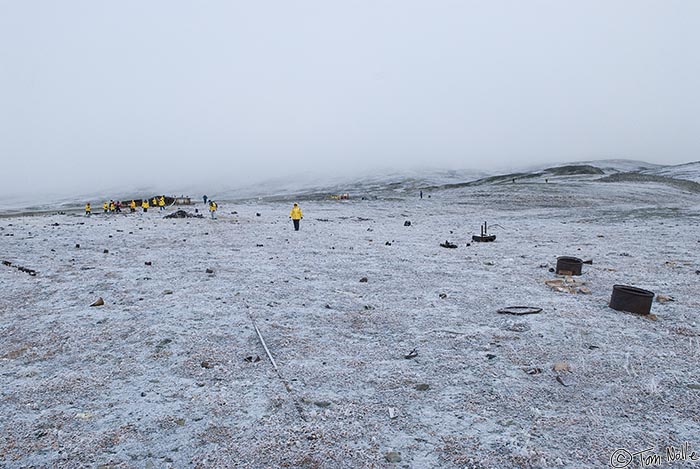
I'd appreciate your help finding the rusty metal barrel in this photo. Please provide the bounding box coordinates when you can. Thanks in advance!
[609,285,654,315]
[556,256,583,276]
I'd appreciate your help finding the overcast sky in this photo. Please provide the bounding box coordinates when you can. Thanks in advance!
[1,0,698,199]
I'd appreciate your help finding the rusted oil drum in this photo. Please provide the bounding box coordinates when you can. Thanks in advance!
[609,285,654,315]
[556,256,583,275]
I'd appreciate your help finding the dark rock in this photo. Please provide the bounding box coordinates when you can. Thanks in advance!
[75,244,80,248]
[256,213,261,217]
[201,361,213,369]
[314,401,331,408]
[206,268,214,274]
[415,383,430,391]
[145,261,152,265]
[439,293,447,299]
[359,277,368,283]
[385,452,401,463]
[103,249,109,254]
[440,241,458,249]
[486,354,497,360]
[404,221,411,226]
[548,267,555,273]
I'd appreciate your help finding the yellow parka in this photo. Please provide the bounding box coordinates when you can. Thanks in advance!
[130,200,136,209]
[151,197,157,206]
[159,197,165,207]
[103,202,108,210]
[142,200,149,209]
[209,202,217,212]
[85,204,91,212]
[290,205,303,220]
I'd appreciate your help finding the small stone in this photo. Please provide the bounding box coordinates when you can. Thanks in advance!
[256,213,261,217]
[439,293,447,299]
[314,401,331,408]
[486,354,496,360]
[404,220,411,226]
[141,392,146,397]
[174,418,185,426]
[687,384,700,390]
[90,297,104,307]
[206,268,214,274]
[201,361,213,369]
[75,244,80,248]
[103,249,109,254]
[553,362,571,372]
[385,452,402,463]
[145,261,152,266]
[359,277,368,283]
[163,290,173,295]
[415,383,430,391]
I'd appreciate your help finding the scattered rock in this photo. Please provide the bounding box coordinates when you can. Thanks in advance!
[163,290,173,295]
[388,407,397,419]
[439,293,447,299]
[256,213,261,217]
[553,362,571,373]
[404,221,411,226]
[385,452,402,463]
[359,277,368,283]
[404,348,418,359]
[415,383,430,391]
[145,261,152,266]
[244,356,261,363]
[75,244,80,248]
[103,249,109,254]
[524,367,542,375]
[201,361,213,369]
[175,418,186,426]
[256,244,264,247]
[385,241,392,246]
[486,354,497,360]
[90,297,105,307]
[440,240,457,249]
[556,375,575,387]
[206,268,214,274]
[314,401,331,408]
[164,210,203,219]
[687,384,700,390]
[656,294,675,303]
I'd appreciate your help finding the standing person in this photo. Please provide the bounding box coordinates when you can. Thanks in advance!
[420,190,423,199]
[203,195,208,205]
[109,200,115,213]
[103,201,108,213]
[115,201,122,213]
[159,196,165,211]
[85,203,91,216]
[151,197,158,208]
[130,200,136,213]
[289,203,303,231]
[142,199,149,213]
[209,200,217,219]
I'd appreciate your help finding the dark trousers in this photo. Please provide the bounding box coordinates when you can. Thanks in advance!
[293,219,300,231]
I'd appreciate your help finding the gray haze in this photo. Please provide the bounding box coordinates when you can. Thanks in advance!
[1,0,699,200]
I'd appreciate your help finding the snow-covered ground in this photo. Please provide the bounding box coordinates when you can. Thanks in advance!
[1,176,700,468]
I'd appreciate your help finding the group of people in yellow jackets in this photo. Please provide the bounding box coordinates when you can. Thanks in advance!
[85,196,167,216]
[85,198,305,231]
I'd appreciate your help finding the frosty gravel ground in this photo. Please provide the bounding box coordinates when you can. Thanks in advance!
[1,180,700,468]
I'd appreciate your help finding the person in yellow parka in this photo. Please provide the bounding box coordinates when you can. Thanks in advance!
[103,202,108,213]
[142,199,149,213]
[85,203,91,216]
[159,196,166,211]
[151,197,157,208]
[129,200,136,213]
[209,200,217,219]
[289,203,303,231]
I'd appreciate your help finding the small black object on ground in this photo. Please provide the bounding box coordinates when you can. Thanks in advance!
[556,256,583,275]
[404,348,418,359]
[165,210,203,219]
[609,285,654,315]
[472,221,496,242]
[497,306,543,315]
[440,240,458,248]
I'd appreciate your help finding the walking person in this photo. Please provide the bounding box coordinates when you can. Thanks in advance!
[209,201,217,219]
[142,199,149,213]
[203,195,208,205]
[289,203,303,231]
[129,200,136,213]
[159,196,166,211]
[85,202,91,216]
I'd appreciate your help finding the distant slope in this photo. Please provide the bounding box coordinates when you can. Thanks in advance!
[640,161,700,182]
[596,172,700,193]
